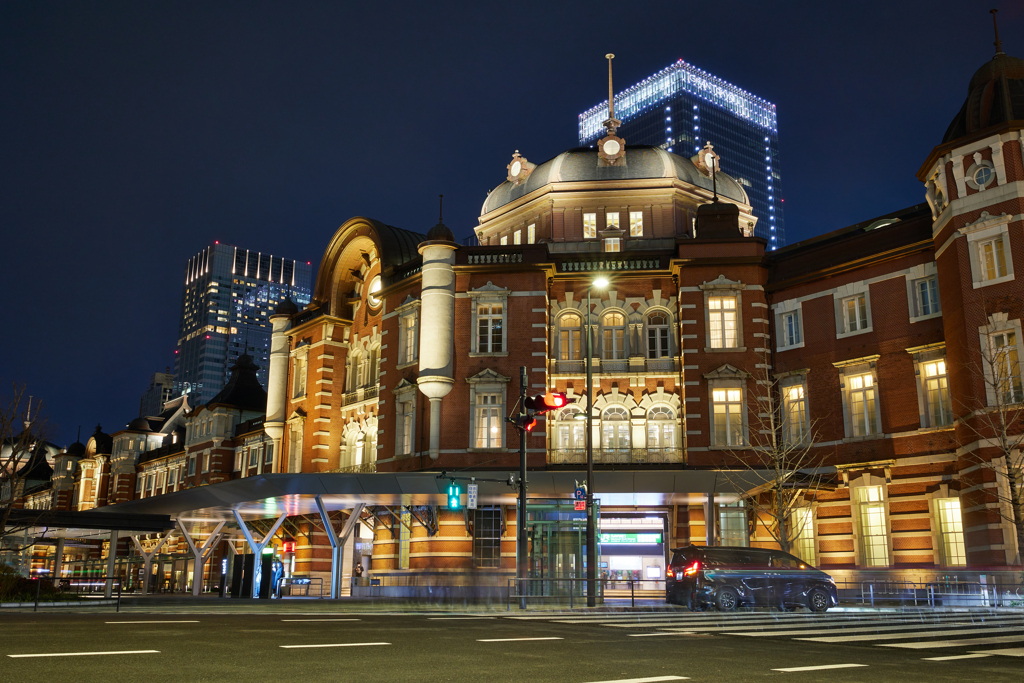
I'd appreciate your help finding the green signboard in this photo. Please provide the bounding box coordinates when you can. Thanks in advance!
[599,532,662,545]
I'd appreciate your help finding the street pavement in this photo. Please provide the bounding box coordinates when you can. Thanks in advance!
[1,605,1022,682]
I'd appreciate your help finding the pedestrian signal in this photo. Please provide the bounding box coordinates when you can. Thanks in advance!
[447,482,461,510]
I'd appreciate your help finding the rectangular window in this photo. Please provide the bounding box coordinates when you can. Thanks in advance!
[156,471,166,494]
[399,509,411,570]
[922,359,952,426]
[473,507,502,568]
[856,486,889,567]
[500,235,508,245]
[202,453,210,473]
[842,294,868,332]
[848,373,878,436]
[979,237,1007,281]
[292,356,307,399]
[400,313,418,364]
[913,276,941,317]
[604,237,620,252]
[234,450,243,472]
[136,476,143,494]
[474,394,501,448]
[719,501,748,547]
[188,454,196,476]
[606,211,620,230]
[782,310,801,347]
[629,211,643,236]
[248,447,258,467]
[513,230,522,245]
[782,383,808,443]
[990,330,1024,403]
[527,223,535,244]
[477,304,504,353]
[708,296,738,348]
[397,399,414,455]
[790,508,816,564]
[264,444,274,467]
[583,212,597,239]
[712,388,744,446]
[935,498,966,567]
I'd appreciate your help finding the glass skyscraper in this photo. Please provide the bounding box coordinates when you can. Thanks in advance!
[175,242,313,406]
[579,59,785,247]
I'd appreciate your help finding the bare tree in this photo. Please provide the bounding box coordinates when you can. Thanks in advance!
[0,384,51,564]
[718,355,832,555]
[958,323,1024,566]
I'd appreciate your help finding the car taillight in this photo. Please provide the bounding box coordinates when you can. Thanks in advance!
[683,560,700,576]
[666,567,674,578]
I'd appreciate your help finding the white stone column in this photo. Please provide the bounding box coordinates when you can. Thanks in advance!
[264,313,292,456]
[416,240,457,459]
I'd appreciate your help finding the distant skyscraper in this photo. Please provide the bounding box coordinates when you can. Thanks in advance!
[579,59,785,247]
[175,243,312,405]
[139,370,175,418]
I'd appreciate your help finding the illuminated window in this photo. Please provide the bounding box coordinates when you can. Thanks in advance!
[477,304,504,353]
[980,237,1008,282]
[719,501,748,547]
[629,211,643,236]
[646,405,675,449]
[922,360,952,426]
[601,405,631,451]
[712,388,744,446]
[848,373,878,437]
[989,330,1023,404]
[790,507,816,564]
[399,310,418,365]
[856,486,889,567]
[782,381,809,443]
[397,398,414,456]
[842,294,869,332]
[606,211,620,230]
[500,235,508,245]
[646,311,670,358]
[291,354,307,398]
[555,407,584,450]
[602,311,626,359]
[474,394,502,449]
[603,237,620,252]
[708,296,738,348]
[935,498,966,567]
[559,313,582,361]
[583,213,597,239]
[513,230,522,245]
[527,224,536,244]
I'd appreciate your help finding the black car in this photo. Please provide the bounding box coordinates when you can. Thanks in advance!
[666,545,838,612]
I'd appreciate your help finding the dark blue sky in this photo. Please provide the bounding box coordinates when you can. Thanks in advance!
[2,1,1020,446]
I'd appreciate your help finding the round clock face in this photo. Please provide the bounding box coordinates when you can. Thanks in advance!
[704,153,716,171]
[510,161,522,177]
[603,139,621,156]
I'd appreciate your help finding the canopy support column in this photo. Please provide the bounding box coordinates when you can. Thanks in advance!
[178,520,225,597]
[232,510,287,598]
[130,529,174,594]
[314,496,364,599]
[104,530,119,598]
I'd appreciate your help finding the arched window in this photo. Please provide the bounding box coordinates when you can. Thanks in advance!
[601,405,631,450]
[647,405,676,449]
[346,352,361,392]
[559,313,582,361]
[647,311,670,359]
[602,312,626,360]
[555,406,584,450]
[354,432,365,466]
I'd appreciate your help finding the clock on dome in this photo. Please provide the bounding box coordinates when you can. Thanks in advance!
[506,150,532,185]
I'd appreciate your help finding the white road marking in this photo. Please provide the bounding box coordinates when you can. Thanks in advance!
[882,635,1024,650]
[477,637,564,642]
[279,642,390,649]
[771,664,868,672]
[428,617,497,620]
[8,650,160,658]
[969,647,1024,657]
[628,632,699,637]
[581,677,689,683]
[922,654,993,661]
[797,626,1016,643]
[280,619,361,622]
[734,621,1020,637]
[105,620,200,624]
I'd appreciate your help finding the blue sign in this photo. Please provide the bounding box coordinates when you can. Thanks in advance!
[574,486,586,501]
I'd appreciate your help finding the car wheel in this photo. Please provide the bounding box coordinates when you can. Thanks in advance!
[715,586,739,612]
[807,588,829,613]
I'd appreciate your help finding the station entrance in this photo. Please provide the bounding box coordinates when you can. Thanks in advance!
[523,500,601,599]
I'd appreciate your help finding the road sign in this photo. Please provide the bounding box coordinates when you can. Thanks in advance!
[467,483,478,509]
[574,500,586,511]
[574,486,586,501]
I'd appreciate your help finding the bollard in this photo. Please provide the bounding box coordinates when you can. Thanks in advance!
[630,579,635,608]
[34,577,41,612]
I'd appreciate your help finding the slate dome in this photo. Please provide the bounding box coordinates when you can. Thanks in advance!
[943,51,1024,143]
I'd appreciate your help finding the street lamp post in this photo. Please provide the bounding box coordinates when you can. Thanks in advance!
[584,276,608,607]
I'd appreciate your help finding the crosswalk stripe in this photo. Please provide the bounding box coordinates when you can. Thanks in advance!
[771,664,867,672]
[797,626,1019,644]
[969,647,1024,657]
[606,617,939,631]
[734,620,1024,638]
[922,654,993,661]
[881,635,1024,650]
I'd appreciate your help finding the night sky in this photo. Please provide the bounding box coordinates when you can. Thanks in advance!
[2,1,1021,447]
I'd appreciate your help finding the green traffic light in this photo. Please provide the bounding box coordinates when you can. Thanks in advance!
[448,482,461,510]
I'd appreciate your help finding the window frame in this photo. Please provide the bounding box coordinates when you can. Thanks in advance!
[629,210,643,237]
[708,295,739,349]
[394,380,418,457]
[468,285,510,357]
[601,310,627,360]
[700,277,746,352]
[645,310,672,359]
[773,299,803,351]
[583,212,597,239]
[466,370,510,451]
[980,316,1024,406]
[833,283,873,339]
[961,216,1014,289]
[291,348,309,399]
[932,497,967,567]
[853,482,891,568]
[780,374,810,444]
[396,298,421,368]
[835,357,882,440]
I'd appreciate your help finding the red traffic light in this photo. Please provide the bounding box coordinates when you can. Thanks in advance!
[524,392,574,415]
[512,414,537,432]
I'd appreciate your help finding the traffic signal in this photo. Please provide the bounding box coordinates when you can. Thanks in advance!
[447,481,461,510]
[511,414,537,432]
[524,392,574,415]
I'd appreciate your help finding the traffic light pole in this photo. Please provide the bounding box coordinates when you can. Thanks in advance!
[517,366,528,610]
[586,287,597,607]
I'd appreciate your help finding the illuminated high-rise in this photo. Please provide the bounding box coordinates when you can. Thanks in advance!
[174,243,312,405]
[579,59,785,246]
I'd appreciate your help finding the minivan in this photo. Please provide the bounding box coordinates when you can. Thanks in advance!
[666,545,838,612]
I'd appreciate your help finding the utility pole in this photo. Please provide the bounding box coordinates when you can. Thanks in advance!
[517,366,528,609]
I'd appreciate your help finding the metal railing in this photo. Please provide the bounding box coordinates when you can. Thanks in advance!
[37,576,123,611]
[835,577,1024,607]
[328,461,377,474]
[507,577,667,610]
[342,385,379,406]
[548,447,684,465]
[551,358,680,374]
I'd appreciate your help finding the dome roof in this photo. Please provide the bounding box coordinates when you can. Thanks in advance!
[66,441,86,458]
[127,417,152,432]
[425,221,456,243]
[273,297,299,316]
[943,51,1024,143]
[481,146,749,216]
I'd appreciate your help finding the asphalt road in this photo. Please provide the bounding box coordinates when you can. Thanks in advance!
[2,608,1022,682]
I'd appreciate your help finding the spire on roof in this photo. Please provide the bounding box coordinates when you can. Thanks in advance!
[991,8,1003,55]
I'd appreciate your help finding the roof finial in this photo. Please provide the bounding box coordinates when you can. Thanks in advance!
[439,194,444,224]
[991,8,1003,55]
[603,53,621,137]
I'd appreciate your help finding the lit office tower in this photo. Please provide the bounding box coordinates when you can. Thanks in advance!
[175,243,313,405]
[579,59,785,247]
